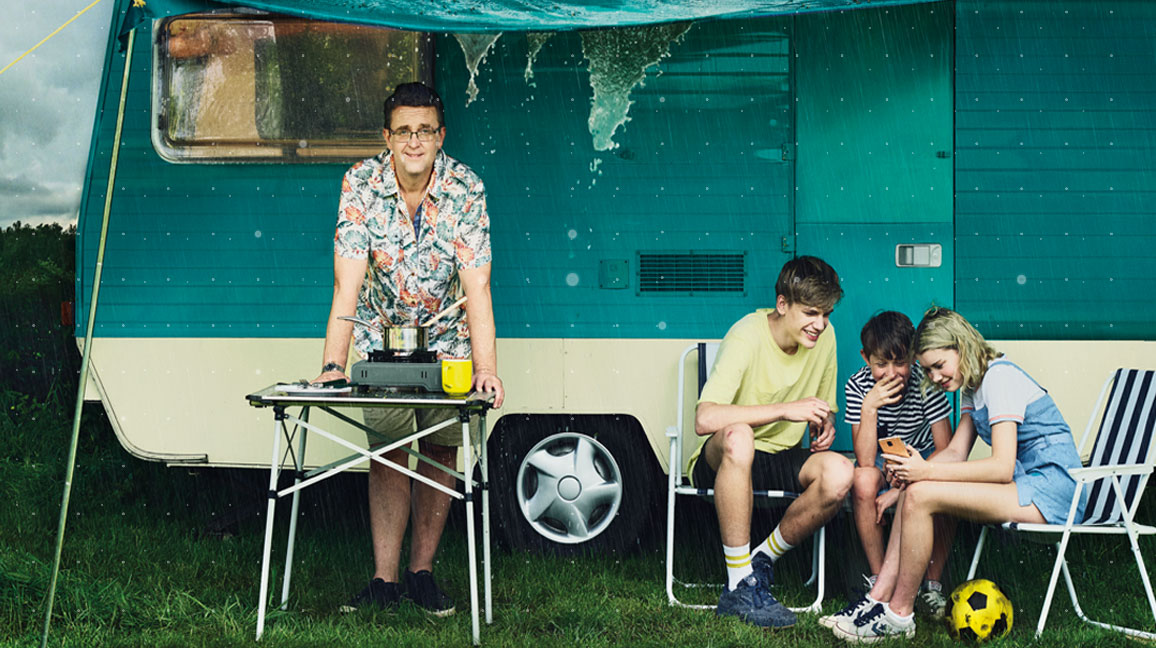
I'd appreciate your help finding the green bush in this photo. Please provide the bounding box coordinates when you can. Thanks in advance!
[0,222,79,399]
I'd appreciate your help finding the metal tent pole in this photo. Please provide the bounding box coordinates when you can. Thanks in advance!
[40,26,135,648]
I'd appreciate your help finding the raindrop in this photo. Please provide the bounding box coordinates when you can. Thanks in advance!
[580,22,692,151]
[454,33,502,106]
[524,32,553,82]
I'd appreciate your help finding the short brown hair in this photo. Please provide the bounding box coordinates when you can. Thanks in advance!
[775,256,842,309]
[384,82,445,130]
[860,310,915,362]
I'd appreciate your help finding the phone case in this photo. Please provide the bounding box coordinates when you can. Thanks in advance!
[878,436,909,458]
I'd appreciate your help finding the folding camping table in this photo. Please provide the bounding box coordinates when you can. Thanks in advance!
[246,385,494,644]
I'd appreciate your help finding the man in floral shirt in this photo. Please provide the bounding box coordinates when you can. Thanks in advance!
[313,82,504,616]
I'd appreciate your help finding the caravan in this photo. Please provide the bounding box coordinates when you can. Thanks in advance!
[76,0,1156,555]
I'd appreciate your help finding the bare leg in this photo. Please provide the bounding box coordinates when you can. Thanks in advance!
[408,441,457,573]
[926,514,955,584]
[868,490,906,602]
[369,447,412,582]
[776,451,854,545]
[852,466,887,575]
[702,424,755,546]
[888,481,1043,616]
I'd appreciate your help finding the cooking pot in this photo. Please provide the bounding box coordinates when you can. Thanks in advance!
[382,325,427,355]
[337,297,465,357]
[338,316,428,355]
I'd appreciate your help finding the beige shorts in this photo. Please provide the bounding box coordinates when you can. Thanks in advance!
[362,407,477,448]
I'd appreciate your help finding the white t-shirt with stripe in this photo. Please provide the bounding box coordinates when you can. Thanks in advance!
[843,365,952,453]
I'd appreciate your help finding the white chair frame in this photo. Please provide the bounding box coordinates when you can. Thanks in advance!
[664,343,825,613]
[966,369,1156,639]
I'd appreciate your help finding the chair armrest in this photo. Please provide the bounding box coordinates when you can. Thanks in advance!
[1070,463,1154,483]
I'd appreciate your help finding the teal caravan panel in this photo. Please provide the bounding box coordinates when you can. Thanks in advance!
[795,2,953,226]
[79,17,798,340]
[438,20,797,340]
[794,3,953,449]
[955,0,1156,340]
[77,26,345,337]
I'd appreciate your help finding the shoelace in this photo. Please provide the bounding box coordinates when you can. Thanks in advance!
[736,576,776,609]
[836,597,871,619]
[853,603,886,628]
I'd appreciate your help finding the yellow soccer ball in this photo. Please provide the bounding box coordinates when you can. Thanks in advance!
[946,579,1013,641]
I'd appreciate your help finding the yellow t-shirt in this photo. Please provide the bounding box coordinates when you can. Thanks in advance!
[687,309,838,476]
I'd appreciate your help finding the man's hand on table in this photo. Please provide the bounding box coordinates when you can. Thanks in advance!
[311,370,348,385]
[473,371,504,408]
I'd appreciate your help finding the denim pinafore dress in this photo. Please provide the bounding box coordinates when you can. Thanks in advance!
[966,359,1088,525]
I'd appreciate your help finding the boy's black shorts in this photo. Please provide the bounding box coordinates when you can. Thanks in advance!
[691,445,811,495]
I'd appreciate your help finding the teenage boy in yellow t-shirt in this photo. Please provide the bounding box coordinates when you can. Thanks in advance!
[690,256,852,629]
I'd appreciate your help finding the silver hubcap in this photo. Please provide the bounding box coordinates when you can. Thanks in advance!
[515,432,623,544]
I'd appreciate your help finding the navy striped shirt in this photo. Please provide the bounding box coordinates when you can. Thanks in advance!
[844,365,951,453]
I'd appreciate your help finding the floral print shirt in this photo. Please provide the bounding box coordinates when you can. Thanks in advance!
[335,150,491,359]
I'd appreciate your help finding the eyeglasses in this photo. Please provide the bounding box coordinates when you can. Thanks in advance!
[389,127,440,142]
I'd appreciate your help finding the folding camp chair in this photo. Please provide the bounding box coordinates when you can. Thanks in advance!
[966,368,1156,639]
[665,343,825,613]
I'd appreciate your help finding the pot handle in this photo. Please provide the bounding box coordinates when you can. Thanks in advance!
[337,315,382,334]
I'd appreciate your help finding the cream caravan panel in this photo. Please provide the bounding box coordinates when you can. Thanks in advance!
[561,338,702,474]
[966,340,1156,461]
[83,338,563,468]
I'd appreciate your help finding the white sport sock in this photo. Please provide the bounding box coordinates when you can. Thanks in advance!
[754,525,794,562]
[882,601,915,627]
[723,543,753,590]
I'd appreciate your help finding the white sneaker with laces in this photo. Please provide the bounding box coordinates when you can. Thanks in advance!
[832,602,916,643]
[819,595,875,629]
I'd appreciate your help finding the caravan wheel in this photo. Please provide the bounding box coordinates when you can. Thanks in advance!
[489,416,657,555]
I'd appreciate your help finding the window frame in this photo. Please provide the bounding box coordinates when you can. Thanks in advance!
[150,12,435,164]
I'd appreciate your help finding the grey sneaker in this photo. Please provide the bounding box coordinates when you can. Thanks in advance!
[917,581,947,617]
[832,602,915,643]
[339,578,400,613]
[819,595,875,629]
[403,570,456,617]
[716,574,797,629]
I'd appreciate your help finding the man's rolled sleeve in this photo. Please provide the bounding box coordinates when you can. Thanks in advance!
[454,182,491,270]
[334,171,370,260]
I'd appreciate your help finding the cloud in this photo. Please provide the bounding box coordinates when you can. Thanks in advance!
[0,0,113,228]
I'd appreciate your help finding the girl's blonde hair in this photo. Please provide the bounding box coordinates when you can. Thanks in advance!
[914,307,1001,395]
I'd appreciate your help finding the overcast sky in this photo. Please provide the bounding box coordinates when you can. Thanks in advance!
[0,0,114,228]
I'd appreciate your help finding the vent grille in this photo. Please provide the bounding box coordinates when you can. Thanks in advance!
[637,251,746,294]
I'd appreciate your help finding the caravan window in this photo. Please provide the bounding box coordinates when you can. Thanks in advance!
[153,15,432,162]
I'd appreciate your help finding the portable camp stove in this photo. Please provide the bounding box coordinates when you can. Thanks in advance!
[349,349,442,391]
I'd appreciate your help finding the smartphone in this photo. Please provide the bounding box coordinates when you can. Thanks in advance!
[878,436,909,462]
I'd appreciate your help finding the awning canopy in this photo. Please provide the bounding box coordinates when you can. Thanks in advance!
[130,0,938,32]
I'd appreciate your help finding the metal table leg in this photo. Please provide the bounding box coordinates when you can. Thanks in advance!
[480,410,492,625]
[461,408,481,645]
[256,407,287,640]
[280,407,310,609]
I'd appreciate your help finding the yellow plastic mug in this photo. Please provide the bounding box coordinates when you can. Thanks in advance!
[441,358,473,395]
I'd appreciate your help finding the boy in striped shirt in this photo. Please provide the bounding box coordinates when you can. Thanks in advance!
[839,311,953,617]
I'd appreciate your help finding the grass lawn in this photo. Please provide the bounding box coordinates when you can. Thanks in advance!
[1,393,1152,647]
